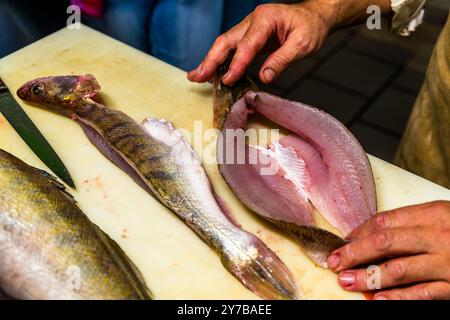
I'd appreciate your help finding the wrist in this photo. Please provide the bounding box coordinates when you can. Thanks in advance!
[299,0,339,33]
[300,0,392,30]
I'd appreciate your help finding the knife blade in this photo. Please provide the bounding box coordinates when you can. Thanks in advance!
[0,78,75,188]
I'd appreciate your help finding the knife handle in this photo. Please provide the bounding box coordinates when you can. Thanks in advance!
[0,78,7,94]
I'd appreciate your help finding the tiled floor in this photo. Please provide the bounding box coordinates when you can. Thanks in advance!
[248,2,449,162]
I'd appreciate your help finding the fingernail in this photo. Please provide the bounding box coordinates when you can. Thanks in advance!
[374,295,388,300]
[327,254,340,269]
[339,271,355,287]
[263,68,275,82]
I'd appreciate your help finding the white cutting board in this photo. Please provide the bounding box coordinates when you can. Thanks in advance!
[0,26,449,300]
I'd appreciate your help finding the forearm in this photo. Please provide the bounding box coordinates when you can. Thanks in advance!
[300,0,392,30]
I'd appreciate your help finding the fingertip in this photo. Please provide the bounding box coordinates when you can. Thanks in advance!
[338,271,356,290]
[188,63,215,83]
[260,67,276,84]
[224,58,246,85]
[187,70,197,82]
[221,72,234,86]
[327,253,341,270]
[187,64,202,81]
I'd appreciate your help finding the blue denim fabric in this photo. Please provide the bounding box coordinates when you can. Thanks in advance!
[150,0,224,70]
[82,0,271,71]
[83,0,154,52]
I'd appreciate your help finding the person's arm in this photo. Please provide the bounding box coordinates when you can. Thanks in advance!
[187,0,391,85]
[327,201,450,300]
[391,0,427,35]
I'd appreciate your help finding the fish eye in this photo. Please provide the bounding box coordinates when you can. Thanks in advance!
[32,85,43,95]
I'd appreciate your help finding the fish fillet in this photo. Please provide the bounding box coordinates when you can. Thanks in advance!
[212,65,376,267]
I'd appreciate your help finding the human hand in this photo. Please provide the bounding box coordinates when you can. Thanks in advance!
[187,2,336,85]
[327,201,450,300]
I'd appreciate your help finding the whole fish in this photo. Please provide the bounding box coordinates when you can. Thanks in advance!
[17,75,300,300]
[212,62,376,267]
[0,149,152,300]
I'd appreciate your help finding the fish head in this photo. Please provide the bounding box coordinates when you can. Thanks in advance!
[212,58,257,130]
[17,74,100,115]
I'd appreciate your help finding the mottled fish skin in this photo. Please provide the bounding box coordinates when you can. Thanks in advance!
[266,220,348,268]
[18,75,300,300]
[213,59,257,131]
[211,61,374,267]
[140,119,299,300]
[0,149,152,300]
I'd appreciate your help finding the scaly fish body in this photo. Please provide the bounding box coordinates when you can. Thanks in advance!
[0,149,152,300]
[18,75,300,300]
[212,63,376,268]
[213,60,257,131]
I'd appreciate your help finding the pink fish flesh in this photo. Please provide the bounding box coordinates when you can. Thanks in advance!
[217,91,377,266]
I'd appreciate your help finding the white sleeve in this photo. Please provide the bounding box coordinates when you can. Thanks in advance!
[391,0,427,36]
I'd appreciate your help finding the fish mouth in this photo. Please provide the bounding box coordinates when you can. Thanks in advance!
[17,80,38,100]
[16,76,54,102]
[16,87,26,99]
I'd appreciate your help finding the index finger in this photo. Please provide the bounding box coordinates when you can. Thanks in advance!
[187,21,249,83]
[328,227,432,272]
[221,18,273,85]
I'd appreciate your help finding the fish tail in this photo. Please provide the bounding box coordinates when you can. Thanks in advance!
[268,218,348,268]
[221,235,301,300]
